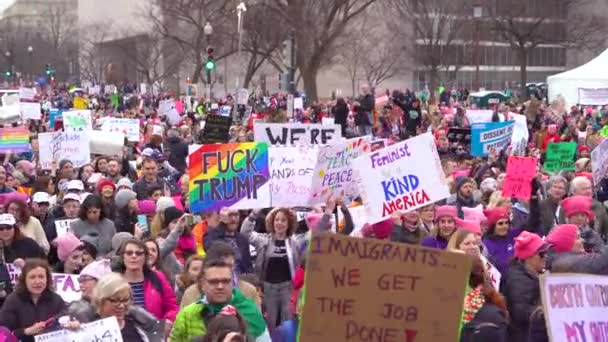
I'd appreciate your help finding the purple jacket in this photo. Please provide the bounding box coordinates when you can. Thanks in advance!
[483,229,521,275]
[420,236,449,250]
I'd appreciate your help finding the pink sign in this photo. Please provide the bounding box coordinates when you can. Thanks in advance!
[502,156,537,200]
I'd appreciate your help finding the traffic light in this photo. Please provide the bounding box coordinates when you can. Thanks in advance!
[4,70,10,77]
[45,63,55,75]
[205,47,215,71]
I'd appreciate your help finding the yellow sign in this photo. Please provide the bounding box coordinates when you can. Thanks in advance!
[73,96,88,110]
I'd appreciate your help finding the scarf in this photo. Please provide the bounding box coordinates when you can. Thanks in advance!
[463,286,485,324]
[200,289,267,338]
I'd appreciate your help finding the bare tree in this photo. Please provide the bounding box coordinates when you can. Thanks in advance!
[42,3,78,51]
[489,0,607,98]
[388,0,473,100]
[79,23,114,84]
[266,0,377,100]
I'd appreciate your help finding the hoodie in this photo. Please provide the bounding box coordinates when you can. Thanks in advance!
[165,136,188,173]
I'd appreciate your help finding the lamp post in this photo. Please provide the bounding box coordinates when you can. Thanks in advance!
[27,46,33,80]
[204,22,213,102]
[473,4,483,91]
[236,2,247,90]
[5,51,11,85]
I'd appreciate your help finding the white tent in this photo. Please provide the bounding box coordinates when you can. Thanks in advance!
[547,48,608,105]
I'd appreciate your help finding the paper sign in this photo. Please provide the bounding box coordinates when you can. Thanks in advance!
[38,132,91,169]
[54,219,76,238]
[101,118,140,142]
[447,127,471,145]
[35,317,123,342]
[201,114,232,144]
[310,137,371,204]
[73,96,88,110]
[269,146,318,207]
[188,143,271,213]
[294,97,303,110]
[0,127,30,153]
[352,133,450,224]
[158,99,174,115]
[545,142,577,172]
[2,93,19,106]
[466,109,495,123]
[237,88,249,105]
[591,139,608,185]
[337,205,368,235]
[502,156,537,200]
[88,130,124,156]
[19,102,41,120]
[321,117,335,125]
[18,88,36,101]
[254,123,341,146]
[0,105,20,125]
[480,255,501,292]
[63,110,92,132]
[509,112,529,146]
[578,88,608,105]
[300,232,471,342]
[539,273,608,342]
[471,121,514,157]
[49,108,62,129]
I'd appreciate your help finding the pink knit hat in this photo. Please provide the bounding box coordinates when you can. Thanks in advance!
[305,213,324,232]
[546,224,578,252]
[361,219,393,239]
[56,232,83,262]
[454,218,481,235]
[138,200,156,215]
[434,205,457,221]
[79,259,111,280]
[462,205,487,224]
[514,231,548,260]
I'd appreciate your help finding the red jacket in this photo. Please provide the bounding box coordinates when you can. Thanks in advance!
[541,133,561,152]
[143,270,178,322]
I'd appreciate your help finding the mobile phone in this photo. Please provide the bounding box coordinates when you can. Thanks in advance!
[137,215,149,232]
[185,215,194,227]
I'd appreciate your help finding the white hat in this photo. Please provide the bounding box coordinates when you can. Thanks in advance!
[66,180,84,191]
[63,193,81,203]
[116,178,133,190]
[32,192,51,203]
[0,214,16,226]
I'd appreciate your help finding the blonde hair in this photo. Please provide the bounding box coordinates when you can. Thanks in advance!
[487,191,510,209]
[91,273,131,312]
[150,212,165,238]
[446,229,475,253]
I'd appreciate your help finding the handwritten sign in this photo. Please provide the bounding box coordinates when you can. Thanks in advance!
[591,139,608,185]
[310,137,371,205]
[49,109,62,129]
[237,88,249,105]
[158,99,174,115]
[471,121,514,157]
[466,109,495,124]
[101,118,140,142]
[19,102,41,120]
[35,317,122,342]
[300,232,471,342]
[201,114,232,144]
[254,123,341,146]
[63,110,92,132]
[502,156,537,200]
[269,146,317,207]
[39,132,91,169]
[480,255,501,291]
[18,88,36,101]
[72,96,88,110]
[352,133,450,225]
[539,273,608,342]
[322,117,335,125]
[54,219,76,238]
[578,88,608,105]
[188,143,271,213]
[545,142,577,172]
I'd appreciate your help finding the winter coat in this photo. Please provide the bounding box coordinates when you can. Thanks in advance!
[558,199,608,242]
[114,208,137,235]
[460,303,508,342]
[0,289,65,342]
[158,226,183,286]
[20,217,49,254]
[70,218,117,255]
[538,198,560,236]
[355,94,374,126]
[203,223,253,275]
[546,245,608,274]
[500,261,541,341]
[179,280,261,310]
[420,235,449,250]
[390,224,427,245]
[166,136,188,174]
[140,270,178,322]
[528,308,549,342]
[2,237,45,263]
[133,177,170,200]
[482,229,521,276]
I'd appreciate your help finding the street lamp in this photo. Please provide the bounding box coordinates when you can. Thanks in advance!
[204,22,213,102]
[27,46,33,78]
[236,2,247,90]
[473,4,483,91]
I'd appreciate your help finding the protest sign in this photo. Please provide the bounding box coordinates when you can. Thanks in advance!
[294,97,304,110]
[539,273,608,342]
[337,205,368,235]
[0,105,20,125]
[591,139,608,185]
[466,109,495,123]
[88,85,100,95]
[0,127,30,153]
[8,264,80,303]
[310,137,371,204]
[2,93,19,107]
[101,118,140,142]
[352,133,450,224]
[188,143,271,213]
[63,110,92,132]
[39,132,90,169]
[159,99,174,115]
[220,105,232,117]
[300,232,471,342]
[321,117,335,125]
[54,219,76,238]
[509,112,529,145]
[35,317,122,342]
[447,127,471,145]
[269,146,317,207]
[545,142,577,172]
[480,255,501,292]
[370,139,386,152]
[73,96,88,110]
[237,88,249,105]
[18,88,36,101]
[254,123,341,146]
[502,156,537,200]
[88,130,124,156]
[471,121,514,157]
[19,102,41,120]
[201,114,232,144]
[578,88,608,105]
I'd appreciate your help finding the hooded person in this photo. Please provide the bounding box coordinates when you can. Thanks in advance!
[113,189,139,235]
[55,232,85,274]
[420,205,457,249]
[561,195,603,253]
[447,177,480,219]
[545,224,608,274]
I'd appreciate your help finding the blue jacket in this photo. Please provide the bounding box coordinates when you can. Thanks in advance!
[203,223,253,274]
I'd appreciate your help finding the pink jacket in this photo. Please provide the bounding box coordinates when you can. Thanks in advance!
[143,270,178,322]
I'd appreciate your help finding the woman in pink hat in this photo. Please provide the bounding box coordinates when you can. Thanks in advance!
[545,224,608,274]
[560,195,603,253]
[421,205,457,250]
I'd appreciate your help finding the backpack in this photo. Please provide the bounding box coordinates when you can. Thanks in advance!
[460,304,507,342]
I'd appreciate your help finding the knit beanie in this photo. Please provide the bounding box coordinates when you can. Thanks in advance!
[114,189,137,210]
[546,224,578,253]
[56,232,83,262]
[79,259,111,280]
[96,179,116,193]
[164,206,183,226]
[156,197,175,213]
[111,232,134,252]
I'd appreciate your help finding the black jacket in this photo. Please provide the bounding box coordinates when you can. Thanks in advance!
[114,208,137,235]
[355,94,374,126]
[460,303,508,342]
[500,261,540,341]
[528,308,549,342]
[546,245,608,274]
[166,136,188,174]
[203,223,253,274]
[2,237,45,263]
[0,289,65,342]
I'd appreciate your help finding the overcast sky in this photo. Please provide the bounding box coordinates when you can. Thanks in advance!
[0,0,13,13]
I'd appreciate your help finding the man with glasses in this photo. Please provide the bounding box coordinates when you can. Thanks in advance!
[171,259,270,341]
[203,207,253,275]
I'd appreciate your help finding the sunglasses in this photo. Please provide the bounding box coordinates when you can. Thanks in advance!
[0,225,13,231]
[538,252,547,259]
[123,250,145,257]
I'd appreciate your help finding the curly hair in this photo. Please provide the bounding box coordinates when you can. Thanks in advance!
[264,207,297,236]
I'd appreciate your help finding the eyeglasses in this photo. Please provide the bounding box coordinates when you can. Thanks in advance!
[0,225,13,231]
[78,275,95,282]
[205,278,232,287]
[106,297,130,306]
[123,250,145,257]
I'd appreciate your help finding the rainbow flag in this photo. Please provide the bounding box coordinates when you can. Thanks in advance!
[189,142,270,213]
[0,127,30,153]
